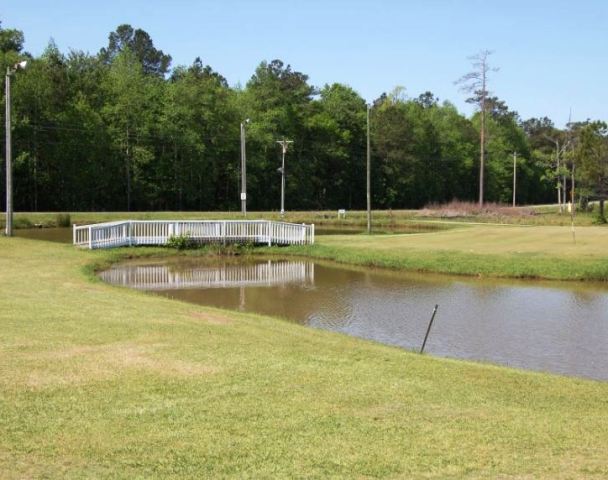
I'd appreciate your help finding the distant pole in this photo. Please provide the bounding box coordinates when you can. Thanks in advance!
[5,68,12,236]
[366,103,372,234]
[512,151,517,207]
[276,139,293,218]
[240,119,249,216]
[556,140,562,213]
[5,62,27,236]
[570,162,576,244]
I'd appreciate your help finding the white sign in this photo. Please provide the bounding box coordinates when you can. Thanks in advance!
[240,193,247,201]
[338,209,346,218]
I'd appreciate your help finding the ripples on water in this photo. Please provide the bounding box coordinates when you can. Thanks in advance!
[101,258,608,381]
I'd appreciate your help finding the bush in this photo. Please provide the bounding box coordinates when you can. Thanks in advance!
[421,200,536,218]
[55,213,71,227]
[166,233,195,250]
[14,217,34,229]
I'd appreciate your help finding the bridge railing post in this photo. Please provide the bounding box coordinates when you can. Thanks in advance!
[267,221,272,246]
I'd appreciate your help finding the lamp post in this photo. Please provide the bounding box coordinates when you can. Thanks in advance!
[240,119,250,216]
[276,139,293,217]
[5,60,27,237]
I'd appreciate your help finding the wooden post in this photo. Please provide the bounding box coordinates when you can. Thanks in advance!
[420,305,439,354]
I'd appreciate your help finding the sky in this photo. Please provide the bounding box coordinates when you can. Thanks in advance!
[2,0,607,126]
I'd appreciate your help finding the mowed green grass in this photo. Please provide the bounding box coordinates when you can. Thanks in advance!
[280,224,608,280]
[1,237,608,478]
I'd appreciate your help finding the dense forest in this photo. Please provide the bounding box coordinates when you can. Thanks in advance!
[1,21,607,213]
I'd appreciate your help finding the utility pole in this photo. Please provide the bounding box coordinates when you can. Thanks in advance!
[5,61,27,237]
[556,140,562,212]
[366,103,372,234]
[512,151,517,207]
[240,119,249,216]
[276,139,293,218]
[5,67,12,236]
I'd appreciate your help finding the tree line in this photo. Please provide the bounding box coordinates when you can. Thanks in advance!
[1,22,607,214]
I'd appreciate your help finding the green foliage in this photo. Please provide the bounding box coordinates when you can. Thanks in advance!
[575,121,608,201]
[55,213,71,227]
[12,216,34,228]
[1,20,601,215]
[166,232,195,250]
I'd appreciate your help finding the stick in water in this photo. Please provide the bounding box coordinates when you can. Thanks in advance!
[420,304,439,354]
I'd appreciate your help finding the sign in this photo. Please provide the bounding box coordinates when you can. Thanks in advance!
[240,193,247,201]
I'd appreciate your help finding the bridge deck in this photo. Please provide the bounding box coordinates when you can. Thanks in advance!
[73,220,314,249]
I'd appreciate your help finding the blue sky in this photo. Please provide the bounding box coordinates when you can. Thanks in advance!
[2,0,606,126]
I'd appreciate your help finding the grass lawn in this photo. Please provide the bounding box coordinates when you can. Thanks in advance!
[1,236,607,478]
[276,224,608,281]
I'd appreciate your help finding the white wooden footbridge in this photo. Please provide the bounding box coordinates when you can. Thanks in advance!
[73,220,315,249]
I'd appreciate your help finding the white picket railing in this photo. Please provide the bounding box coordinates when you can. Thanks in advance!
[73,220,315,249]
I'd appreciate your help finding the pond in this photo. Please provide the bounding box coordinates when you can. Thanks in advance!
[15,227,73,243]
[100,257,608,381]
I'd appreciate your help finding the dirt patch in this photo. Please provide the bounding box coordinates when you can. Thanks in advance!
[12,341,216,389]
[188,311,233,325]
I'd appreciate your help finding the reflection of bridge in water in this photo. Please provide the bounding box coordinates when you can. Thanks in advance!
[100,260,315,290]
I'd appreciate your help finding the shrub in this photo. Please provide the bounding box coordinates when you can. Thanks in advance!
[14,217,34,229]
[56,213,71,227]
[420,200,535,218]
[166,232,195,250]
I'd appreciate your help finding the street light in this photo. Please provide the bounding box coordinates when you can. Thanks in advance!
[5,60,27,237]
[240,118,250,216]
[276,139,293,217]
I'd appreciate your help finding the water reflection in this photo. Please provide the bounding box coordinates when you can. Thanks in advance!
[101,258,608,381]
[99,260,314,290]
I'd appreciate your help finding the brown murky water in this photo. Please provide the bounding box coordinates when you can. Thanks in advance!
[15,227,73,243]
[100,257,608,381]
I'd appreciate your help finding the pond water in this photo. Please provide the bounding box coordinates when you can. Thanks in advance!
[16,227,73,243]
[100,257,608,381]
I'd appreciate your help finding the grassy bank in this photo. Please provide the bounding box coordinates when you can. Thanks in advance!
[3,205,603,230]
[271,224,608,281]
[1,237,608,478]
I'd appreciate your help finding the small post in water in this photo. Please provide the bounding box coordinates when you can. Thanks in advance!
[420,304,439,354]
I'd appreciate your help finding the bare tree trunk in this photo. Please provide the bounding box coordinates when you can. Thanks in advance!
[455,50,496,207]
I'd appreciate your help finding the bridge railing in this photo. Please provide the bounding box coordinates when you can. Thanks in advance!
[73,220,314,249]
